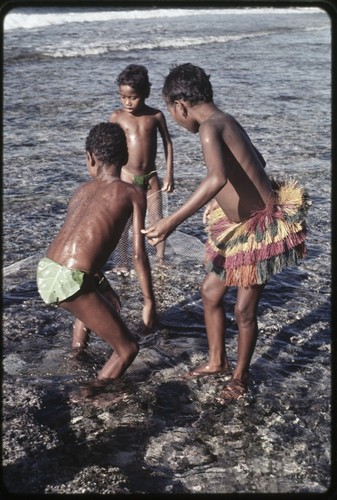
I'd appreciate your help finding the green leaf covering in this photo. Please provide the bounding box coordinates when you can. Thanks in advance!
[37,257,84,305]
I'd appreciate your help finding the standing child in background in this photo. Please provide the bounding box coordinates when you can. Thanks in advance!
[36,122,156,395]
[143,63,309,402]
[110,64,174,271]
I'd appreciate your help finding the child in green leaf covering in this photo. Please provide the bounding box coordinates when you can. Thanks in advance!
[37,122,156,395]
[110,64,174,270]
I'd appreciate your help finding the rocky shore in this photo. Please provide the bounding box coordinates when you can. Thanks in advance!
[2,263,331,495]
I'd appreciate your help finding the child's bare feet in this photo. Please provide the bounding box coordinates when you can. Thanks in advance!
[112,266,129,276]
[70,379,129,405]
[80,379,113,398]
[184,363,232,379]
[156,256,165,266]
[216,376,249,403]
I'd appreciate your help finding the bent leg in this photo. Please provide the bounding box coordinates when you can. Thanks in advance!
[233,284,265,381]
[219,284,264,401]
[188,272,230,377]
[71,279,121,353]
[61,290,138,381]
[72,319,90,351]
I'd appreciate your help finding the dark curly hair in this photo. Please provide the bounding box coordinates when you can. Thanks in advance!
[117,64,151,98]
[85,122,128,167]
[162,63,213,106]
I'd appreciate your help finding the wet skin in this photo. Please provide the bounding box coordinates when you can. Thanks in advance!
[109,84,174,262]
[47,153,156,383]
[143,98,273,399]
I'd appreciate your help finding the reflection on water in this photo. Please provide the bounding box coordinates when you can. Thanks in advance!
[2,225,331,496]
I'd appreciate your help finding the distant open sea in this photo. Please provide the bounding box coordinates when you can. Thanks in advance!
[2,5,332,495]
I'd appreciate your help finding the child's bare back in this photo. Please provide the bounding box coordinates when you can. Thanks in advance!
[199,110,273,223]
[47,176,145,273]
[37,122,156,392]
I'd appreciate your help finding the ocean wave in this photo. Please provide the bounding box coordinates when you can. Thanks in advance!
[36,25,326,59]
[46,30,276,58]
[4,7,323,31]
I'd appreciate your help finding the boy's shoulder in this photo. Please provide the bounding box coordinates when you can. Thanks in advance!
[110,108,125,119]
[118,179,147,207]
[91,178,146,206]
[141,104,162,117]
[115,178,147,198]
[200,110,237,134]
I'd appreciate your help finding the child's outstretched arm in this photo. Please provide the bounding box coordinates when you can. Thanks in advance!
[143,171,226,245]
[143,123,228,245]
[157,112,174,192]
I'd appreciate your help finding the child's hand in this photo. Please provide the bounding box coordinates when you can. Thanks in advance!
[162,175,174,193]
[141,216,175,245]
[203,199,220,224]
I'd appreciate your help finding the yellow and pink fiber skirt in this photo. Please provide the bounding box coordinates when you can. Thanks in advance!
[204,180,310,287]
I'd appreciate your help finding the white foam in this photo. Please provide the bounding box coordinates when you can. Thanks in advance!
[46,30,277,59]
[41,21,326,58]
[3,7,324,32]
[38,23,327,59]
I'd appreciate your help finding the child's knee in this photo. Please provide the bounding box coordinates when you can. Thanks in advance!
[115,341,139,373]
[200,278,218,304]
[200,280,210,301]
[234,303,255,326]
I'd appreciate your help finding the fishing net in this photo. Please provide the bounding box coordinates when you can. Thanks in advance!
[3,190,205,279]
[108,189,205,274]
[3,188,207,331]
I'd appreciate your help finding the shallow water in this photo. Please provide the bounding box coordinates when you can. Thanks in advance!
[2,6,332,495]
